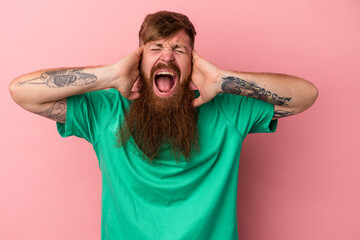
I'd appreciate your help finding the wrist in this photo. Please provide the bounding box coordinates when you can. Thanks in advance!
[93,63,120,89]
[107,63,122,88]
[78,64,119,91]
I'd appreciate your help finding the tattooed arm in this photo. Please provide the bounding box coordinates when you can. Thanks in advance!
[9,47,143,123]
[191,51,318,119]
[220,73,316,119]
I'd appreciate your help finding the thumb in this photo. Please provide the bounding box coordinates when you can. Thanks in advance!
[192,50,200,61]
[192,96,205,108]
[134,46,144,58]
[127,91,141,100]
[132,79,140,92]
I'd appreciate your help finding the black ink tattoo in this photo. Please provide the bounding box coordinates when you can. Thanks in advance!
[273,109,295,118]
[17,69,97,88]
[36,99,67,123]
[221,76,292,106]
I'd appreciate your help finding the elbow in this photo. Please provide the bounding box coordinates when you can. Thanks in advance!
[292,80,319,114]
[300,81,319,112]
[9,78,21,104]
[309,82,319,106]
[9,77,30,108]
[9,76,47,113]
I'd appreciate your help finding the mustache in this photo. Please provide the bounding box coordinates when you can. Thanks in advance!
[150,62,181,80]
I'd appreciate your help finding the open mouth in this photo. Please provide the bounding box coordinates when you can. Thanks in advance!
[153,70,178,97]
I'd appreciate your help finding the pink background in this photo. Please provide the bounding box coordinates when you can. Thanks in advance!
[1,0,359,239]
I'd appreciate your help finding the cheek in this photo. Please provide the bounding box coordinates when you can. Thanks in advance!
[140,58,152,77]
[181,61,192,79]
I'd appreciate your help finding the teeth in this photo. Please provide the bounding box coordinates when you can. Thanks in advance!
[156,71,175,76]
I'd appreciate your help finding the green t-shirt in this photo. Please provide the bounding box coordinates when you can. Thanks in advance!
[57,89,277,240]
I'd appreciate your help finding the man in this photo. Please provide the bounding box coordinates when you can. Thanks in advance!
[9,11,318,240]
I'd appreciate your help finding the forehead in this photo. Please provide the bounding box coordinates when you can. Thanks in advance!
[146,30,191,48]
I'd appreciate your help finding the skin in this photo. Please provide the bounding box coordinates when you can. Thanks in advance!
[9,30,318,124]
[191,51,319,118]
[9,48,144,123]
[138,30,193,98]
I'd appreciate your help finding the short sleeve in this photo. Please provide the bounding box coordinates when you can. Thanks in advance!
[56,89,124,144]
[215,94,278,136]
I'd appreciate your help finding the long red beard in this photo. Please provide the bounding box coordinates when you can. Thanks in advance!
[116,66,199,163]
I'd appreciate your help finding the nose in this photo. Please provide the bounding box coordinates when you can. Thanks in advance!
[160,48,175,63]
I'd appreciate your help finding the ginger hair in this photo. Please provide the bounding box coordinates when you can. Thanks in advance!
[139,11,196,48]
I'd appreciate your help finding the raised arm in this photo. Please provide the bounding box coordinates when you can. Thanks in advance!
[191,51,318,118]
[9,47,143,123]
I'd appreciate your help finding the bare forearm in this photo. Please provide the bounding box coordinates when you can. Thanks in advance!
[220,71,318,113]
[9,64,117,112]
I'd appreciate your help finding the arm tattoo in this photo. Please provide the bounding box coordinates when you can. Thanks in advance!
[221,76,292,106]
[17,69,97,88]
[273,109,295,119]
[36,99,67,123]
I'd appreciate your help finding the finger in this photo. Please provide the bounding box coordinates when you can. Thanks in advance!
[128,91,141,100]
[131,79,140,91]
[189,81,198,90]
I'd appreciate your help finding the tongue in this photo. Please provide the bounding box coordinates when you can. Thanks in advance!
[156,76,173,92]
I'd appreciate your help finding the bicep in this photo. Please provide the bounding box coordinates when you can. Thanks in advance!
[35,98,67,123]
